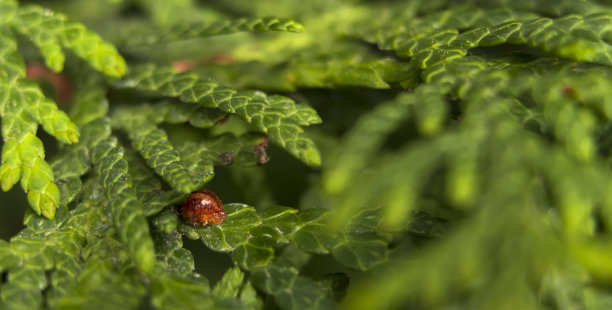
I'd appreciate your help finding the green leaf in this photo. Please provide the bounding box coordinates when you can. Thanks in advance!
[66,72,155,274]
[181,203,388,271]
[150,273,217,310]
[177,132,269,168]
[189,204,261,253]
[115,64,321,166]
[361,11,612,82]
[124,149,184,216]
[113,110,198,194]
[12,6,65,72]
[130,17,304,45]
[330,210,388,271]
[317,273,349,302]
[11,4,126,76]
[213,267,245,298]
[251,260,334,310]
[0,240,18,272]
[0,25,78,219]
[149,101,228,129]
[323,92,415,194]
[90,137,156,273]
[238,280,263,310]
[7,2,612,310]
[0,0,18,23]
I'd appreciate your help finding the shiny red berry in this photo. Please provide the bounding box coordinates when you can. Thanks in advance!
[179,190,226,226]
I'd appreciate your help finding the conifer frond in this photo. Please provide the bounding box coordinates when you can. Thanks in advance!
[124,150,185,216]
[471,0,612,16]
[360,12,612,70]
[149,224,226,310]
[0,0,127,218]
[251,260,334,310]
[290,57,418,89]
[7,1,612,309]
[180,204,388,271]
[324,83,449,200]
[49,73,115,207]
[2,187,113,309]
[50,142,89,204]
[324,93,414,195]
[52,202,147,310]
[146,101,227,129]
[0,0,17,21]
[11,4,126,76]
[177,132,269,168]
[130,17,304,45]
[115,64,321,166]
[0,26,77,219]
[113,102,272,200]
[193,57,420,91]
[113,109,198,194]
[91,137,156,273]
[212,267,244,298]
[72,86,154,274]
[339,123,612,309]
[322,52,612,309]
[149,273,222,310]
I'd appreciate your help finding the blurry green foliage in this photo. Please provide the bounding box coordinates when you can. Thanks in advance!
[3,0,612,309]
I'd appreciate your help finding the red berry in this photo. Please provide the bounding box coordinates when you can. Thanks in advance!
[179,190,226,226]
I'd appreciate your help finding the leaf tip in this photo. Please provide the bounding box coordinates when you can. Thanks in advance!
[288,22,305,33]
[305,149,322,167]
[0,165,21,191]
[136,241,156,274]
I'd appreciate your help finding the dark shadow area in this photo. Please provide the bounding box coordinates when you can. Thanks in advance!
[292,88,400,136]
[469,44,548,59]
[300,254,363,283]
[263,145,311,208]
[0,187,27,241]
[182,237,235,286]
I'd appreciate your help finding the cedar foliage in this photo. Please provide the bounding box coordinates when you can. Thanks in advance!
[2,0,612,309]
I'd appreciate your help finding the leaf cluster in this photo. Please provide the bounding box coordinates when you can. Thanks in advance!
[3,0,612,310]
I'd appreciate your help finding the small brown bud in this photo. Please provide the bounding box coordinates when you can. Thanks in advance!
[179,190,226,226]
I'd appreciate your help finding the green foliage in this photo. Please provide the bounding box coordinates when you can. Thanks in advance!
[4,0,612,309]
[115,64,322,166]
[0,0,127,219]
[179,204,387,271]
[127,17,304,45]
[114,109,200,194]
[251,260,334,310]
[11,4,126,75]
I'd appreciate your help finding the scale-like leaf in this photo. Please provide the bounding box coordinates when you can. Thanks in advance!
[0,26,77,219]
[114,111,197,194]
[115,64,321,166]
[12,4,126,76]
[64,72,155,274]
[130,17,304,45]
[180,203,388,271]
[251,260,334,310]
